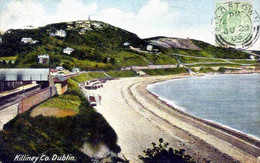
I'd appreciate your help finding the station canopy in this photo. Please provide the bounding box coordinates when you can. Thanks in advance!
[0,69,50,81]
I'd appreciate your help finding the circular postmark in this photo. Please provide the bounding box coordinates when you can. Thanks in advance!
[214,1,260,49]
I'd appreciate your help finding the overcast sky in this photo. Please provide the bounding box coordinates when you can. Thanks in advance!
[0,0,259,50]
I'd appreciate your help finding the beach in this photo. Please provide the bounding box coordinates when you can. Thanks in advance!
[84,75,260,163]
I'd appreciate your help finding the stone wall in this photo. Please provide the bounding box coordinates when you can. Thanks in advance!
[18,86,56,113]
[0,86,56,130]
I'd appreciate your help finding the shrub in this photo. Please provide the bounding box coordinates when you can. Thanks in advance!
[138,138,196,163]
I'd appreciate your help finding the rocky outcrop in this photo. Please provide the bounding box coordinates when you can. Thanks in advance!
[147,37,201,50]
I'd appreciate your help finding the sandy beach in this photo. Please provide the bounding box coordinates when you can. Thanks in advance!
[84,75,260,163]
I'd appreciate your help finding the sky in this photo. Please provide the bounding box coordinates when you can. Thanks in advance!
[0,0,259,50]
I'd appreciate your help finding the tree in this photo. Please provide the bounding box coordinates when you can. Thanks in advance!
[138,138,197,163]
[110,58,116,65]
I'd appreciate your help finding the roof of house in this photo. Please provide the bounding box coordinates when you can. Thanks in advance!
[38,54,49,58]
[0,69,50,81]
[21,37,32,40]
[53,76,68,83]
[56,66,64,70]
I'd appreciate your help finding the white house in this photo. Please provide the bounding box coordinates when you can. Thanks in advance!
[123,42,130,46]
[56,66,65,71]
[21,38,33,44]
[55,29,66,37]
[38,54,49,64]
[63,47,74,55]
[250,55,255,60]
[21,38,38,44]
[72,68,80,73]
[147,45,153,51]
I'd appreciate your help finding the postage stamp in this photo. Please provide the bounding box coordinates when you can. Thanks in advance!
[214,1,260,49]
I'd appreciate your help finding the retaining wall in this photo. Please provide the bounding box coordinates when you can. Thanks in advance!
[18,86,56,113]
[0,86,57,130]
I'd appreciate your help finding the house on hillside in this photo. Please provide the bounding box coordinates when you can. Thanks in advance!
[21,38,38,44]
[123,42,130,46]
[21,38,33,44]
[55,29,66,37]
[147,45,153,51]
[38,54,49,64]
[72,68,80,73]
[63,47,74,55]
[0,68,54,92]
[53,76,68,95]
[55,66,65,71]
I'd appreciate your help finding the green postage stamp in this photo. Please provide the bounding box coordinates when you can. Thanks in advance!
[215,1,260,49]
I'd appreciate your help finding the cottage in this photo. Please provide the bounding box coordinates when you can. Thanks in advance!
[38,54,49,64]
[63,47,74,55]
[55,66,65,71]
[55,29,66,37]
[123,42,130,46]
[53,76,68,95]
[21,38,33,44]
[0,68,53,92]
[147,45,153,51]
[72,68,80,73]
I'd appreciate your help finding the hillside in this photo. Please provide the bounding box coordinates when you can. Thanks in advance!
[0,20,149,70]
[0,20,258,70]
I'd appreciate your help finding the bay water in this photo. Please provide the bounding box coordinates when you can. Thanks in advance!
[147,74,260,138]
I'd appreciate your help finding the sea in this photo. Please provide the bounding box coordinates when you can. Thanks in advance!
[147,74,260,139]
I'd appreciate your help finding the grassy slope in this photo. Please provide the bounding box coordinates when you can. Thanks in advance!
[37,94,82,112]
[1,21,254,70]
[143,68,187,76]
[0,56,17,60]
[191,40,251,59]
[106,70,137,78]
[71,70,137,83]
[0,21,150,70]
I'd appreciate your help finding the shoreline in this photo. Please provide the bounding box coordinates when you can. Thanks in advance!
[85,74,260,163]
[146,74,260,146]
